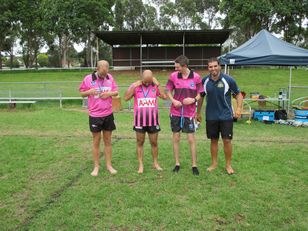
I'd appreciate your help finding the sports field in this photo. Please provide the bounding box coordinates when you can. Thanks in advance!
[1,68,308,230]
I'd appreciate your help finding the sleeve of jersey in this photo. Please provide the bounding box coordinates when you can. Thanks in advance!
[155,85,160,97]
[200,78,206,97]
[229,78,240,95]
[128,84,135,95]
[196,75,203,94]
[79,77,89,92]
[165,74,175,91]
[111,78,119,92]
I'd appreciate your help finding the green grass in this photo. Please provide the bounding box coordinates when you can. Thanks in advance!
[0,68,308,230]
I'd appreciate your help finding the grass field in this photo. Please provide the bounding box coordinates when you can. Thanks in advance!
[1,68,308,230]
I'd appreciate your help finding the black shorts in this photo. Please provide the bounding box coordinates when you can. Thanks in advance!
[133,125,161,134]
[89,114,116,133]
[170,115,195,133]
[206,120,233,139]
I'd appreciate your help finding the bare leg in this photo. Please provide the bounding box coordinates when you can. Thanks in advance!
[187,133,197,167]
[148,132,162,171]
[136,132,145,174]
[91,132,101,176]
[172,132,181,166]
[103,130,117,174]
[207,139,219,172]
[223,139,234,174]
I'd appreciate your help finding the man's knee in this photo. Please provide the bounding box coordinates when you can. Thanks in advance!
[173,133,181,143]
[136,135,145,146]
[150,139,158,147]
[222,139,232,145]
[211,139,219,144]
[103,136,112,146]
[187,134,195,144]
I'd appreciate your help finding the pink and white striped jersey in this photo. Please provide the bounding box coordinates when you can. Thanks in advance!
[131,83,160,127]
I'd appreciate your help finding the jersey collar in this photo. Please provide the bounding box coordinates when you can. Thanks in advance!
[210,72,222,82]
[177,70,194,79]
[92,71,110,81]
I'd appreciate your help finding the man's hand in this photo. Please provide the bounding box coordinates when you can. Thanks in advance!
[99,92,111,99]
[172,99,182,108]
[183,97,196,105]
[195,112,202,123]
[88,88,99,96]
[152,77,160,86]
[234,108,241,119]
[134,80,142,88]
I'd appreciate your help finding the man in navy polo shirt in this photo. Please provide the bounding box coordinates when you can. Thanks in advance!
[196,57,243,174]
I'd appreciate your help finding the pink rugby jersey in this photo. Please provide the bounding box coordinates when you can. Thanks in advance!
[165,70,202,118]
[132,83,160,127]
[79,73,118,117]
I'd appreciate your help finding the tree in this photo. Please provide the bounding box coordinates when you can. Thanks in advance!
[114,0,159,31]
[17,0,46,68]
[41,0,77,68]
[0,0,17,69]
[114,0,125,30]
[195,0,220,29]
[72,0,114,67]
[220,0,274,43]
[272,0,308,46]
[220,0,307,48]
[37,53,49,67]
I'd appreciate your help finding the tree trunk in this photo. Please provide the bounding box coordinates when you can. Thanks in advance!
[62,34,69,68]
[0,51,2,69]
[86,33,92,67]
[10,45,14,69]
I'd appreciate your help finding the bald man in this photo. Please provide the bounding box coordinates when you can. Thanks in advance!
[79,60,118,176]
[124,70,166,174]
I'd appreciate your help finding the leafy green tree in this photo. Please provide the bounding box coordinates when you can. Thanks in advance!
[37,53,49,67]
[0,0,17,69]
[17,0,46,68]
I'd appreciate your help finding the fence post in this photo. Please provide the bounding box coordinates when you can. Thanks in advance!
[59,91,62,108]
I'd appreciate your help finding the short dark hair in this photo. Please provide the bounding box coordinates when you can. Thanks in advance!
[207,57,220,65]
[175,55,189,67]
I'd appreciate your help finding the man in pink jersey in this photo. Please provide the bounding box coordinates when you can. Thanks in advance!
[79,60,118,176]
[165,55,203,175]
[124,70,166,174]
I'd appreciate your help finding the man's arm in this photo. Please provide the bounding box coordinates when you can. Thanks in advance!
[80,88,98,97]
[153,77,166,99]
[100,90,119,99]
[124,80,142,101]
[196,94,205,122]
[183,93,201,105]
[234,93,243,119]
[166,90,182,108]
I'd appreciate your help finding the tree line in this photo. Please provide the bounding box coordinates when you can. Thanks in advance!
[0,0,307,69]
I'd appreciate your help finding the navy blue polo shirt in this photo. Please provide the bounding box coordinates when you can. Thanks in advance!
[201,73,240,121]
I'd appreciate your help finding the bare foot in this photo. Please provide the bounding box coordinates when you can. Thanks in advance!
[107,166,117,175]
[138,165,144,174]
[226,165,235,175]
[153,163,163,171]
[207,164,218,172]
[91,166,99,176]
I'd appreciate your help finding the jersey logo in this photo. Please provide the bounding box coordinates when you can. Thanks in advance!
[91,81,96,86]
[98,87,111,93]
[217,81,224,88]
[152,88,156,93]
[190,82,195,87]
[137,98,156,108]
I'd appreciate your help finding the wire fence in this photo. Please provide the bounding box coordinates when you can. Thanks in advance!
[0,81,172,109]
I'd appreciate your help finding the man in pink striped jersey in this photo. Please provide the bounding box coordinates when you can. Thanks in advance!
[166,55,203,175]
[125,70,166,174]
